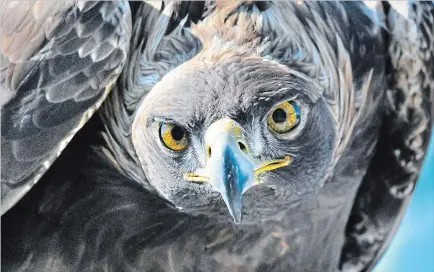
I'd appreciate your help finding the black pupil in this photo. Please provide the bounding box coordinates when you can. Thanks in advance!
[171,126,184,141]
[272,108,287,123]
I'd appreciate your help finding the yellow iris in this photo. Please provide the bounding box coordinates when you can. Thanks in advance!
[267,101,300,134]
[159,123,188,151]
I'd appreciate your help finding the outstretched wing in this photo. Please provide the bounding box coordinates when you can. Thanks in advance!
[1,1,132,214]
[341,1,434,271]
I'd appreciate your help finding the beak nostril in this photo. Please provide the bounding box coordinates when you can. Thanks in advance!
[207,146,212,158]
[238,142,247,152]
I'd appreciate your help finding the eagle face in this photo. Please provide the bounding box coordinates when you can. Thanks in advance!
[132,56,336,223]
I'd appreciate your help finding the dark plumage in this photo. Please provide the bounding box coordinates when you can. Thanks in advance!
[1,0,132,213]
[1,1,433,272]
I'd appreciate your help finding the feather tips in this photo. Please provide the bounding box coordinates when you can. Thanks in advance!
[1,1,132,214]
[342,2,434,271]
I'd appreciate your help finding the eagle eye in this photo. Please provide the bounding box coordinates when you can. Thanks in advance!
[267,101,300,134]
[159,123,189,151]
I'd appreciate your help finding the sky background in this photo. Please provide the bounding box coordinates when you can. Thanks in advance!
[373,129,434,272]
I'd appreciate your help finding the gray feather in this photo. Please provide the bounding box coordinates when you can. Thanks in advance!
[1,0,132,214]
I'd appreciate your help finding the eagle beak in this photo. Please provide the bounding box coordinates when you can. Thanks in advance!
[184,118,291,223]
[205,128,255,223]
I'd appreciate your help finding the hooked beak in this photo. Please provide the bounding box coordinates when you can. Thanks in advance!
[184,118,291,223]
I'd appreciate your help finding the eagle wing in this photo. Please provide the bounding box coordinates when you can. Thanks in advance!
[1,0,132,214]
[341,1,434,270]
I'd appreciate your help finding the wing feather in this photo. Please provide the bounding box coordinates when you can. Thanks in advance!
[341,2,434,271]
[1,0,132,214]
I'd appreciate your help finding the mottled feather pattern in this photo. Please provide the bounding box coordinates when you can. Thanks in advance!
[1,0,132,213]
[341,2,434,271]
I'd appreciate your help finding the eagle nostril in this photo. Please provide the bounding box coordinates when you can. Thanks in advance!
[238,142,247,153]
[207,146,212,158]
